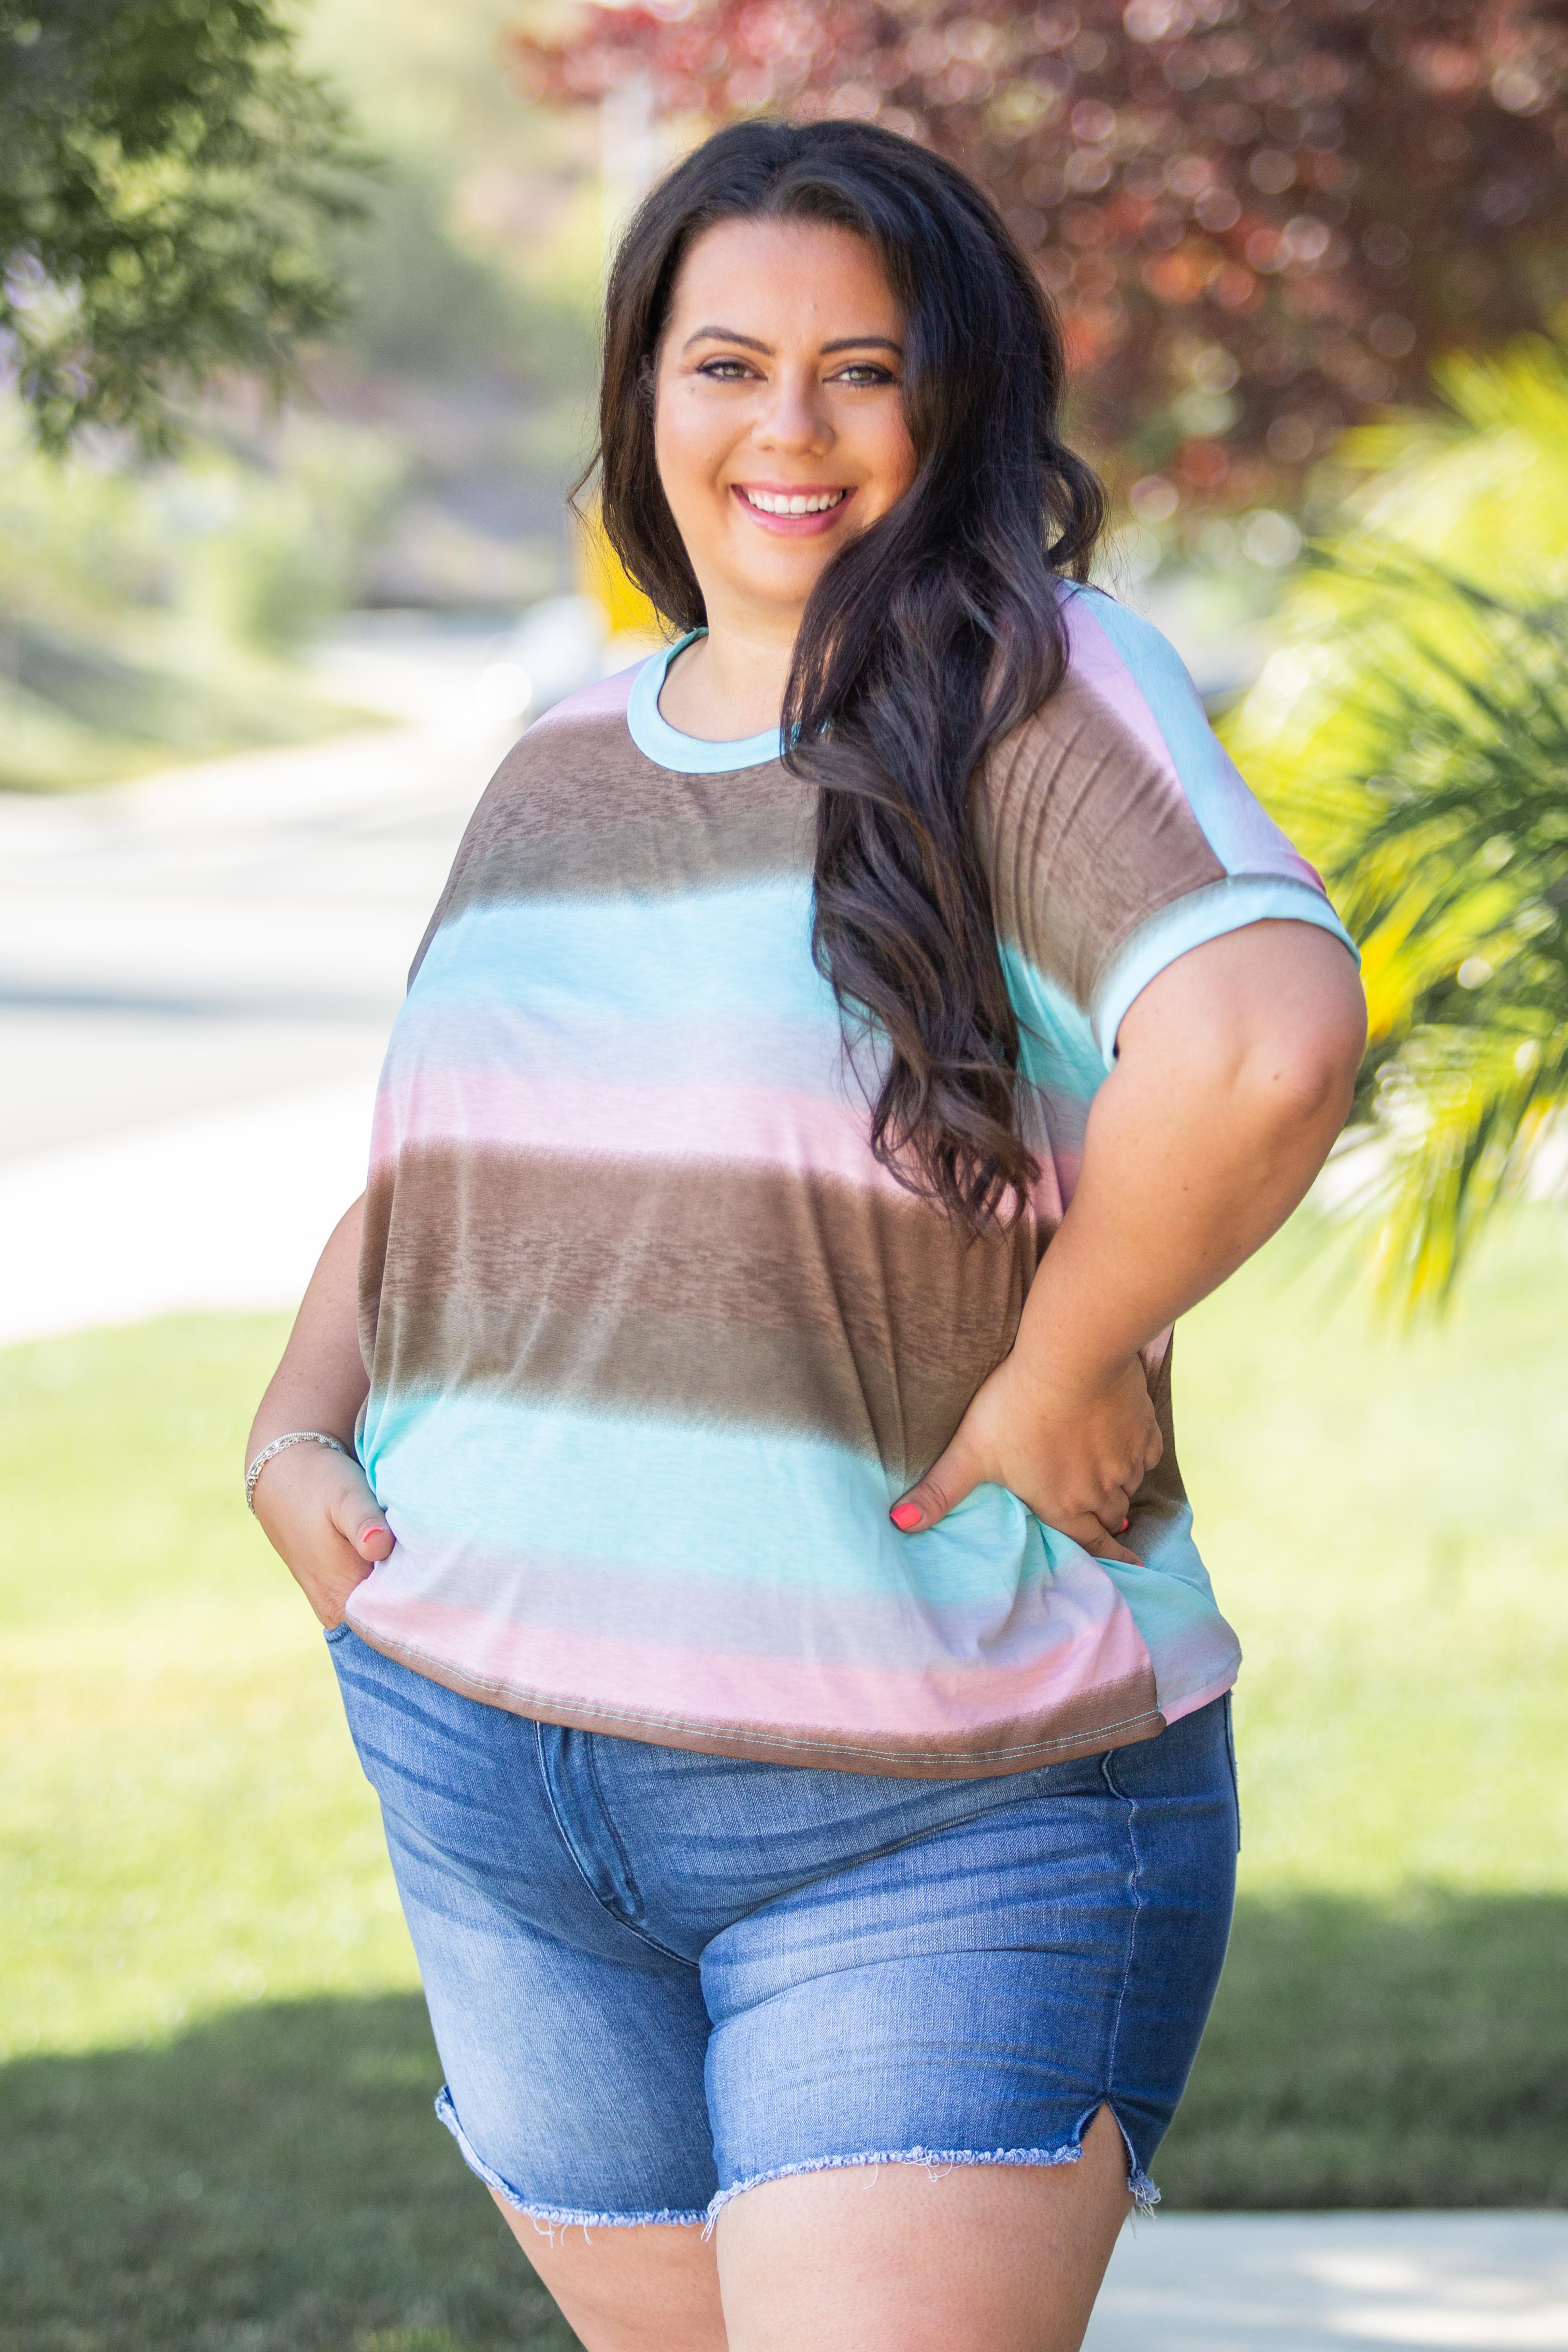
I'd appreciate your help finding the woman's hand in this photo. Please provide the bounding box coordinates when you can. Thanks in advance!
[251,1441,394,1628]
[889,1351,1161,1564]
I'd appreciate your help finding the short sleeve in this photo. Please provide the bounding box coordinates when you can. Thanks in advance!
[980,585,1357,1068]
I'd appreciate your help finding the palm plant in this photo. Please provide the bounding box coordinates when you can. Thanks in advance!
[1222,333,1568,1313]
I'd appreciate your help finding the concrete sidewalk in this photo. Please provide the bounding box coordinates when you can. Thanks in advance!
[1087,2215,1568,2350]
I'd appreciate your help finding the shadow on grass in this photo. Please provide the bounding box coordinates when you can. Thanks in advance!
[6,1894,1567,2350]
[1160,1888,1568,2209]
[3,1992,577,2352]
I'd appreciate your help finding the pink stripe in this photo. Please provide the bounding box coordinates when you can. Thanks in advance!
[373,1066,1081,1224]
[346,1556,1152,1739]
[1061,592,1186,783]
[371,1067,913,1194]
[1063,593,1326,890]
[521,665,638,736]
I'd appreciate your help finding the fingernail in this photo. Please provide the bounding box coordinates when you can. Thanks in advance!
[1120,1518,1130,1533]
[890,1501,923,1531]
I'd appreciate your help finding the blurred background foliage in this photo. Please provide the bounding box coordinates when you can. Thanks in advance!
[514,0,1568,517]
[1224,329,1568,1310]
[0,0,605,787]
[0,0,365,453]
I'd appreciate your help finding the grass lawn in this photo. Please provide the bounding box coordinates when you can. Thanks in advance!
[3,1213,1566,2348]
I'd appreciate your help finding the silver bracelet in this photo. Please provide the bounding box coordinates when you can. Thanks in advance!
[246,1429,349,1514]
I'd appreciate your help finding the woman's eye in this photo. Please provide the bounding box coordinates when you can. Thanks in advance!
[832,364,896,388]
[697,358,755,380]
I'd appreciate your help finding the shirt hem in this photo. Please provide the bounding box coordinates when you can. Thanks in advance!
[342,1617,1169,1780]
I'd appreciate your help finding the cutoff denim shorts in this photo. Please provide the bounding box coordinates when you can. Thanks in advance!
[328,1624,1239,2227]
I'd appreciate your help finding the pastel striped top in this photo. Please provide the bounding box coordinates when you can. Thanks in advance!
[346,586,1354,1777]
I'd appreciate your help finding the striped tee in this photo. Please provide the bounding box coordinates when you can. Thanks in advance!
[346,586,1354,1777]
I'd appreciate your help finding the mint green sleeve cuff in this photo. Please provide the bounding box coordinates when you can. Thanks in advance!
[1090,876,1360,1066]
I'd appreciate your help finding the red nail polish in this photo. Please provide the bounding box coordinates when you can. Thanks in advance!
[1119,1518,1130,1533]
[890,1501,922,1531]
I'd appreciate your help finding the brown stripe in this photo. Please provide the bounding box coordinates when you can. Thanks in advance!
[349,1624,1166,1782]
[443,727,812,915]
[979,673,1226,1010]
[1129,1336,1190,1524]
[363,1147,1040,1481]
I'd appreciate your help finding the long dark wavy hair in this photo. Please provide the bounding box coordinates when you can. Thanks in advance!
[586,117,1104,1229]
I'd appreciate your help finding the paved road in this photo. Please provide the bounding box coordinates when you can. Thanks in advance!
[0,630,512,1346]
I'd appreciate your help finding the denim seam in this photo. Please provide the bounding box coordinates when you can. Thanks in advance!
[436,2085,706,2230]
[1223,1690,1242,1854]
[532,1722,691,1967]
[580,1731,648,1924]
[1099,1751,1160,2214]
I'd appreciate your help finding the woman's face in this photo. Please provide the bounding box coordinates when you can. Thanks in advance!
[652,217,918,632]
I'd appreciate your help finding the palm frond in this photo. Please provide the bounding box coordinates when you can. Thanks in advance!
[1220,333,1568,1314]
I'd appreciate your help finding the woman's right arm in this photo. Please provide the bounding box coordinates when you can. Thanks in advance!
[246,1194,393,1627]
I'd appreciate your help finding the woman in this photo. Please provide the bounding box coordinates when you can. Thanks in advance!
[248,119,1364,2352]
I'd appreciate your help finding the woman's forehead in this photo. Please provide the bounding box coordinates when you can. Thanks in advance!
[666,216,900,338]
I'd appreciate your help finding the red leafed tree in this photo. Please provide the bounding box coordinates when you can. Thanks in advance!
[513,0,1568,508]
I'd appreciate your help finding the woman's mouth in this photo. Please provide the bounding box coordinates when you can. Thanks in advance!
[732,484,854,535]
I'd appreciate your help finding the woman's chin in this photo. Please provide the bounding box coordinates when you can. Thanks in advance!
[717,533,846,610]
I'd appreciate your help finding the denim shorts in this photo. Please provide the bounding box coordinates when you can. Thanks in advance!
[328,1625,1238,2227]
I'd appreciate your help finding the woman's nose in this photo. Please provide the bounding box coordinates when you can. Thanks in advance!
[752,368,833,455]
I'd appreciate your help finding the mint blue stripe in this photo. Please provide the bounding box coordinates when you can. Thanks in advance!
[1069,586,1322,879]
[999,946,1107,1100]
[411,886,831,1027]
[1090,875,1359,1064]
[627,632,784,772]
[361,1392,1044,1606]
[1096,1506,1243,1711]
[383,1000,845,1096]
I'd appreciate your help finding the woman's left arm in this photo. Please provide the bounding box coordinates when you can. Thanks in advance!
[890,920,1366,1557]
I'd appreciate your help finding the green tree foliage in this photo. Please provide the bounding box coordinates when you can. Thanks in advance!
[1223,334,1568,1311]
[0,0,367,452]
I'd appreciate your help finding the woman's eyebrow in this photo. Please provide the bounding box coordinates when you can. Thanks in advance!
[681,326,772,352]
[679,328,904,356]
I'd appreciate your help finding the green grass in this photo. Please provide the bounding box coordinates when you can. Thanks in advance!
[2,1215,1566,2345]
[0,632,381,794]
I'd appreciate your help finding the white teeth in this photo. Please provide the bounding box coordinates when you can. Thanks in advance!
[742,487,846,515]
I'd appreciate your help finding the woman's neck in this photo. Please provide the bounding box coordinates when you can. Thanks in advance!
[656,611,798,744]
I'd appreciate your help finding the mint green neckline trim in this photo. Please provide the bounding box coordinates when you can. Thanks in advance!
[625,630,785,772]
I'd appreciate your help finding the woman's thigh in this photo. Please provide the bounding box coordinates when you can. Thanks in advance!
[717,2103,1132,2352]
[502,2106,1129,2352]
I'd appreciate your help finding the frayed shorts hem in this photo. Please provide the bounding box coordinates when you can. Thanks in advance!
[435,2088,708,2229]
[438,2087,1159,2232]
[704,2139,1159,2231]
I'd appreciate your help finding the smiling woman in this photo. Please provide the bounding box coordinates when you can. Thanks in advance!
[245,118,1365,2352]
[652,217,915,683]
